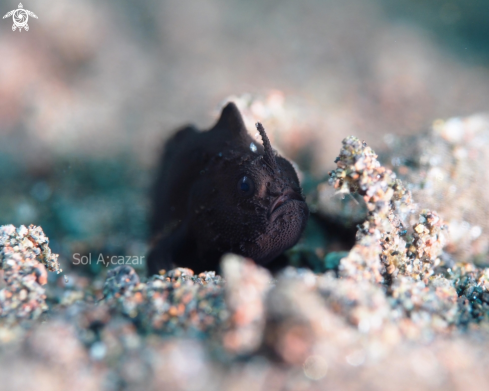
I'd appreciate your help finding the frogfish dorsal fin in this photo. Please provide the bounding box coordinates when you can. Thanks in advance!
[213,102,247,138]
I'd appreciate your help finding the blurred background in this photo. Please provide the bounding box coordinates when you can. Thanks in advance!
[1,0,489,270]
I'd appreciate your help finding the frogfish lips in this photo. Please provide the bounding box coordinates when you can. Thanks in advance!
[268,190,307,221]
[250,189,308,265]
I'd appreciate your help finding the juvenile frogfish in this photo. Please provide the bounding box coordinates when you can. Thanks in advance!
[147,102,309,275]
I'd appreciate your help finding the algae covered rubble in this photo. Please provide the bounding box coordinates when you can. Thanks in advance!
[1,130,489,390]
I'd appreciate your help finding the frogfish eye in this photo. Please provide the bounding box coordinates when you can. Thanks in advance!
[237,176,255,197]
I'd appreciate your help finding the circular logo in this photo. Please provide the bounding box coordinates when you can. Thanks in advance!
[13,9,28,28]
[3,4,38,32]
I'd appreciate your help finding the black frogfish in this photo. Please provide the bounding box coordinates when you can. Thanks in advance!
[147,102,309,275]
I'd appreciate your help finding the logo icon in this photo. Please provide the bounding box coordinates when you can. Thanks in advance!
[3,3,38,32]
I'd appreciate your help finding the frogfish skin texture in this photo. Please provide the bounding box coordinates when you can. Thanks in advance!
[147,102,309,275]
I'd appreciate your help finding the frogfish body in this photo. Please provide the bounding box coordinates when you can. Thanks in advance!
[147,102,308,275]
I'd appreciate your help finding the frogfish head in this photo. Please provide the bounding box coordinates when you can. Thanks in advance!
[190,102,309,265]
